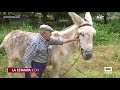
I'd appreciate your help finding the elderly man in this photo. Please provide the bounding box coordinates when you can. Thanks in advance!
[23,24,79,78]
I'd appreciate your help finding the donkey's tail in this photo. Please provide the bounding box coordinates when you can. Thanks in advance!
[0,42,3,49]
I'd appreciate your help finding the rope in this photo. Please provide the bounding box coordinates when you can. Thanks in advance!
[60,53,81,78]
[60,34,81,78]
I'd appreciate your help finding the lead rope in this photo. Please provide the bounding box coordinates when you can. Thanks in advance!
[60,53,81,78]
[60,35,81,78]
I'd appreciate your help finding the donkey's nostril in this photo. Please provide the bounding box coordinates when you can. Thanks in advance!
[84,51,93,60]
[81,49,93,60]
[86,52,92,57]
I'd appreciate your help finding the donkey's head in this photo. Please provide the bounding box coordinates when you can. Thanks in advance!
[68,12,96,60]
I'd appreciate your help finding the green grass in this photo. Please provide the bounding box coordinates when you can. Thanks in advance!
[0,55,7,78]
[113,46,120,61]
[94,21,120,45]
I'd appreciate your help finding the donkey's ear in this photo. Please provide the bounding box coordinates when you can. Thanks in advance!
[85,12,93,25]
[68,12,84,25]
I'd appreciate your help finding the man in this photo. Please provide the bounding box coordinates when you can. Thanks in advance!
[23,24,79,78]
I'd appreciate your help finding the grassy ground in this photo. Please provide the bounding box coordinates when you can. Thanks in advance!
[56,44,120,78]
[1,44,120,78]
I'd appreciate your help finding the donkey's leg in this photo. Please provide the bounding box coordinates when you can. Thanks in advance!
[7,58,17,78]
[50,62,61,78]
[14,60,25,78]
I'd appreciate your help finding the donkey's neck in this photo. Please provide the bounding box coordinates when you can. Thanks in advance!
[60,25,78,52]
[60,25,77,39]
[52,25,78,52]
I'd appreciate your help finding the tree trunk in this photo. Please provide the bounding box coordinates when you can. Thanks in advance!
[41,12,48,23]
[4,12,9,24]
[103,12,107,24]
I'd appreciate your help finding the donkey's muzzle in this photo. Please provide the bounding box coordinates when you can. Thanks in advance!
[81,48,93,60]
[84,51,93,60]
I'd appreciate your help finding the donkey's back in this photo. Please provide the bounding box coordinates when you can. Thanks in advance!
[1,30,38,62]
[0,30,70,78]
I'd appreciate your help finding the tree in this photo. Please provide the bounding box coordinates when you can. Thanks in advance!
[103,12,108,24]
[41,12,48,23]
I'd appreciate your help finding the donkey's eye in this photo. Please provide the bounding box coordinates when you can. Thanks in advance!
[80,33,84,37]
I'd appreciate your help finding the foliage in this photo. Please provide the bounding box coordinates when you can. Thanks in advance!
[93,20,120,45]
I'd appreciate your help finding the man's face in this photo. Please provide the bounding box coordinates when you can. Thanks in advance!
[44,30,52,40]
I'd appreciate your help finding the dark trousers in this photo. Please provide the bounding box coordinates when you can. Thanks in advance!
[25,61,47,78]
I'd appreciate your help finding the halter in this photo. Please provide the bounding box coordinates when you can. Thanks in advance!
[78,18,92,28]
[60,21,93,78]
[78,23,92,28]
[76,21,93,54]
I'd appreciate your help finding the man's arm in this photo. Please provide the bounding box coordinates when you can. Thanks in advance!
[23,41,37,68]
[63,34,79,44]
[49,34,79,45]
[48,38,64,45]
[63,38,77,44]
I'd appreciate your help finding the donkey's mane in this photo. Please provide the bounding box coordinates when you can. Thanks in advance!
[53,24,77,38]
[61,24,75,31]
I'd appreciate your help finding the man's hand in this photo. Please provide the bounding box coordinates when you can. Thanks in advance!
[30,72,39,78]
[72,33,80,41]
[75,34,80,41]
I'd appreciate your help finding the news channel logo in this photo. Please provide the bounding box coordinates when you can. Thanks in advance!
[104,67,112,74]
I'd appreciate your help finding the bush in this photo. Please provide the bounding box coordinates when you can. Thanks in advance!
[94,21,120,45]
[0,20,120,45]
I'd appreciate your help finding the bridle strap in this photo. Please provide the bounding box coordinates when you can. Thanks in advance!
[78,23,92,29]
[78,18,92,28]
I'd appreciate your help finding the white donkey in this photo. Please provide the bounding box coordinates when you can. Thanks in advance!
[0,12,96,78]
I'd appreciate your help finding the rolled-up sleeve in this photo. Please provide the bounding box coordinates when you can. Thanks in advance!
[48,37,64,45]
[23,41,37,68]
